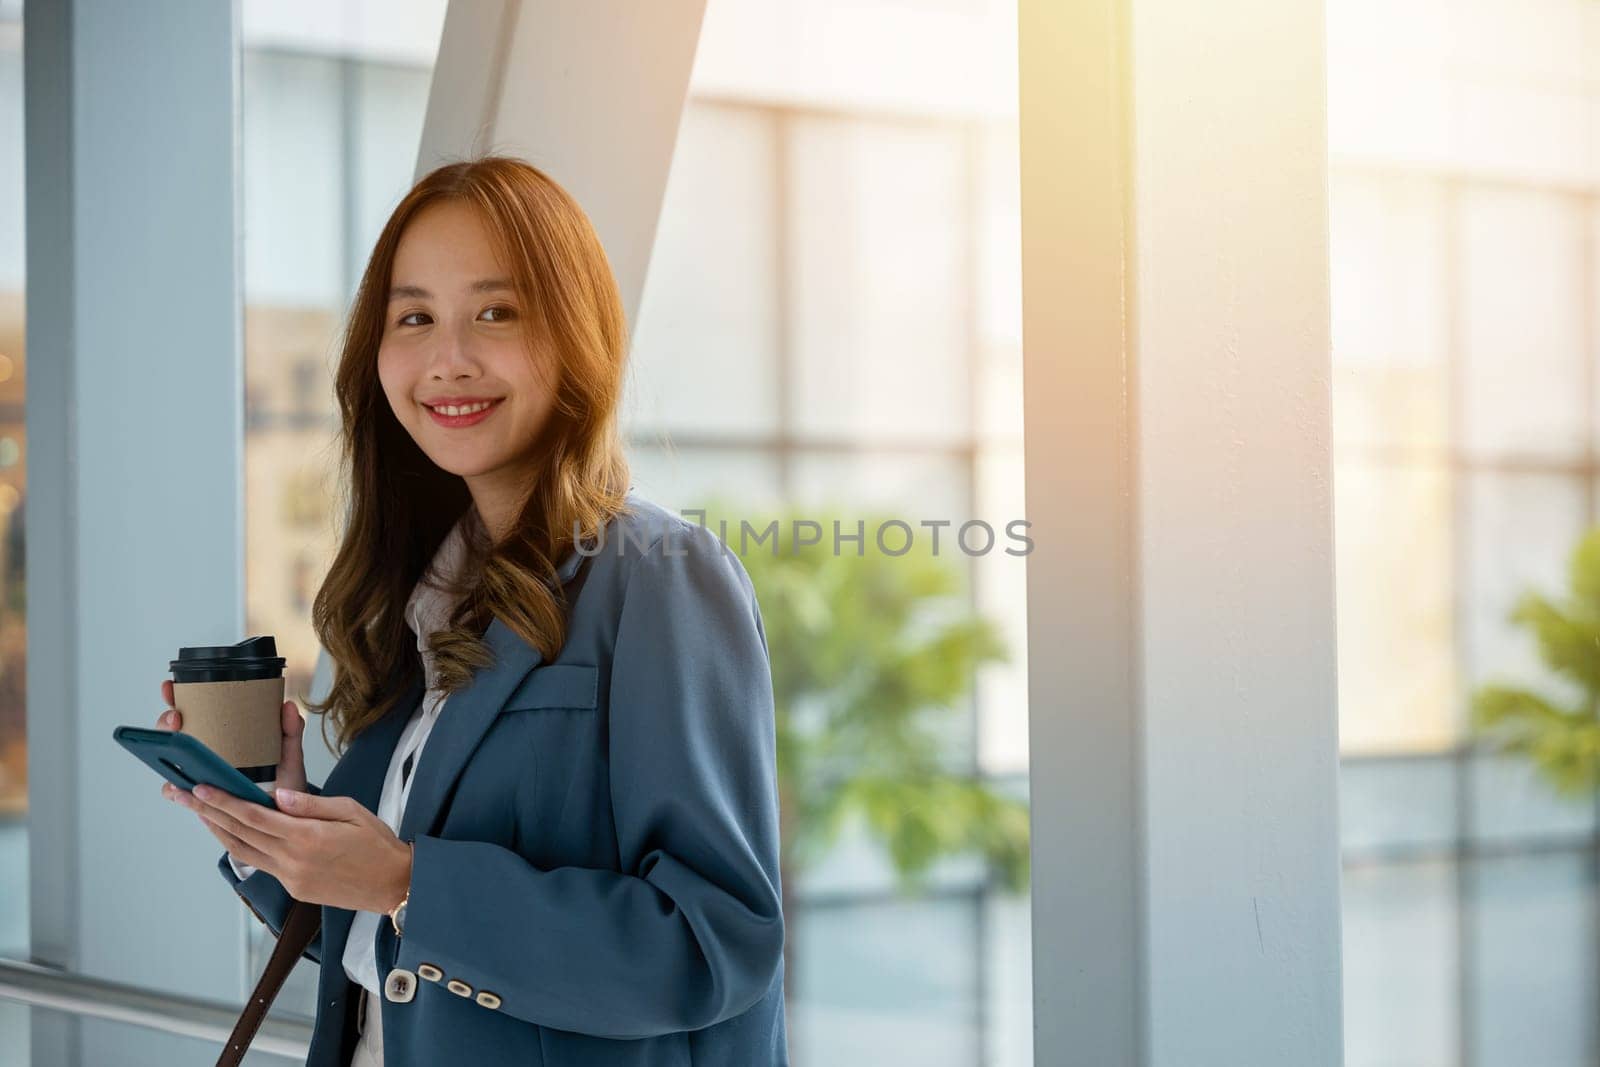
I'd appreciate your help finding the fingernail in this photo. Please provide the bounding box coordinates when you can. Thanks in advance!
[276,788,294,806]
[193,785,209,800]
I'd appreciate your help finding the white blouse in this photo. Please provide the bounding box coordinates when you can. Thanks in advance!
[227,513,472,999]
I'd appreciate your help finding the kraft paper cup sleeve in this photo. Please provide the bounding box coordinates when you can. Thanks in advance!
[172,676,285,770]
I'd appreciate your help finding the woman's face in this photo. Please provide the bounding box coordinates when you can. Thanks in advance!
[378,199,558,509]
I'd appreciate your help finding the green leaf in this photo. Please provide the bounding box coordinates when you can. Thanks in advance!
[1568,528,1600,608]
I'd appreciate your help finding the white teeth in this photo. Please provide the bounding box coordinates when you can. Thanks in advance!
[431,400,495,417]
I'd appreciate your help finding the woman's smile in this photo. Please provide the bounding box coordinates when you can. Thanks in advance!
[424,396,505,428]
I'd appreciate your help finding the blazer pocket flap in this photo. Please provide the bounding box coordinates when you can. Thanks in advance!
[505,664,599,711]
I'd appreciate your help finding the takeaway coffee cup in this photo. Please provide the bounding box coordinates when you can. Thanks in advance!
[169,635,287,783]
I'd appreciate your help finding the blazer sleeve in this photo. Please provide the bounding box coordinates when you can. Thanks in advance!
[394,523,786,1038]
[216,779,325,964]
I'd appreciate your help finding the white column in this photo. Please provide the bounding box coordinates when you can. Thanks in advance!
[418,0,707,331]
[25,0,247,1062]
[1020,0,1344,1061]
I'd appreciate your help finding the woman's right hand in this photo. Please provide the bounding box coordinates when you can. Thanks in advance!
[156,678,310,809]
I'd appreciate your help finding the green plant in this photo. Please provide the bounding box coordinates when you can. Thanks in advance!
[699,495,1031,1014]
[1471,527,1600,797]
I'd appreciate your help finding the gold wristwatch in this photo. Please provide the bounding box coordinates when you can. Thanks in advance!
[389,841,413,936]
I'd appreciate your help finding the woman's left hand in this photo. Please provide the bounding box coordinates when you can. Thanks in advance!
[174,784,412,915]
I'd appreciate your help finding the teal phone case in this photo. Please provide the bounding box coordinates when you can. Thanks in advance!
[114,725,278,808]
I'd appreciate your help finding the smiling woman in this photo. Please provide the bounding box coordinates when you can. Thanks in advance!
[319,158,634,744]
[166,156,788,1066]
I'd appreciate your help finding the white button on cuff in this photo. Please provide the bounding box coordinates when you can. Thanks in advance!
[384,967,417,1004]
[476,990,502,1010]
[446,979,473,998]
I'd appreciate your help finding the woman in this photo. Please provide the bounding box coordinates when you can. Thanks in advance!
[154,157,788,1065]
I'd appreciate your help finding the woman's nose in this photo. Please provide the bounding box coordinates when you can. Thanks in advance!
[423,328,482,377]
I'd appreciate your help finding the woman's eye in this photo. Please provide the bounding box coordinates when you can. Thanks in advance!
[394,307,513,328]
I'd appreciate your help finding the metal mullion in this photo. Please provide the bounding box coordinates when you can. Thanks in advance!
[1582,185,1600,1062]
[958,117,993,1067]
[773,107,795,500]
[1442,171,1476,1067]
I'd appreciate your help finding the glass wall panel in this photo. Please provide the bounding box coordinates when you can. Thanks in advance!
[786,116,971,446]
[1328,171,1449,453]
[1341,859,1460,1067]
[1462,470,1587,697]
[629,104,781,440]
[1330,0,1600,1061]
[0,6,27,961]
[1467,852,1598,1067]
[793,896,981,1067]
[1333,460,1457,753]
[1457,188,1587,462]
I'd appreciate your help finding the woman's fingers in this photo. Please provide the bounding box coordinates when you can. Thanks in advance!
[276,701,308,793]
[160,679,174,708]
[188,785,294,845]
[202,816,270,869]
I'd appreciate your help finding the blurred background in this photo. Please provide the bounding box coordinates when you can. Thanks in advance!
[0,0,1596,1064]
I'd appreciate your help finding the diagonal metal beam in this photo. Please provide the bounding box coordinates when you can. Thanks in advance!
[418,0,708,333]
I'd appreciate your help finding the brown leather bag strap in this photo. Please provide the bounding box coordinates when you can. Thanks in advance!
[216,899,322,1067]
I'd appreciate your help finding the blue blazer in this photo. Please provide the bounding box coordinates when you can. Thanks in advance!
[219,492,789,1065]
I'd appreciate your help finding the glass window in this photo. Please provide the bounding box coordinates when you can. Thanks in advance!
[1341,860,1461,1067]
[0,6,25,960]
[1329,171,1449,453]
[651,32,1029,1062]
[1458,187,1586,461]
[241,51,348,310]
[974,444,1028,774]
[1333,460,1457,753]
[1467,853,1599,1064]
[350,60,434,286]
[1330,0,1600,1059]
[627,103,781,440]
[795,897,982,1067]
[626,444,783,516]
[1339,756,1459,856]
[786,116,971,445]
[1462,469,1587,695]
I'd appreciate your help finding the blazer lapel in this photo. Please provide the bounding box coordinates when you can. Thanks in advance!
[396,616,543,844]
[395,536,593,843]
[305,535,596,988]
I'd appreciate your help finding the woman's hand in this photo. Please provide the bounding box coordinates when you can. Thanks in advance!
[172,783,413,915]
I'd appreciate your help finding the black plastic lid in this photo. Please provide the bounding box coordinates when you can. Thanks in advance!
[170,635,286,682]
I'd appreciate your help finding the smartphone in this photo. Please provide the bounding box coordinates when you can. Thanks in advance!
[113,725,278,809]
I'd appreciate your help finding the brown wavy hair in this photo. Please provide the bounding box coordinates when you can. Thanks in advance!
[304,156,634,756]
